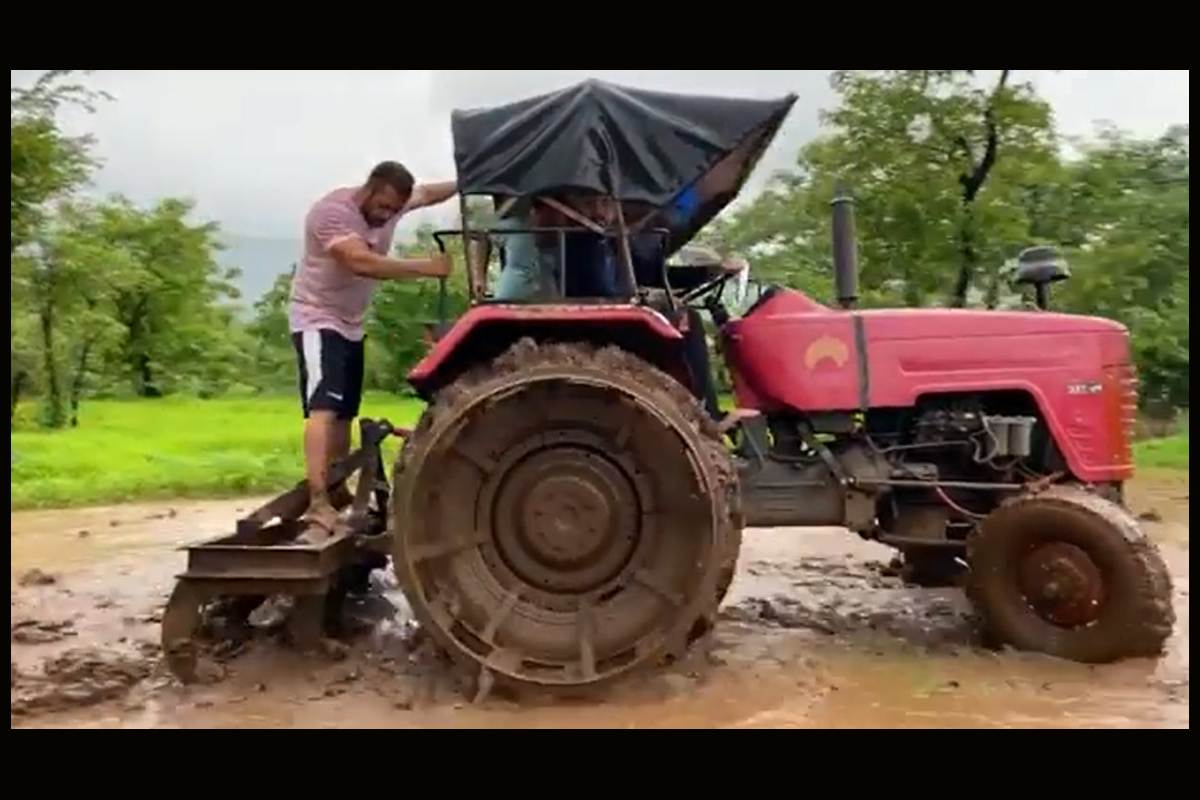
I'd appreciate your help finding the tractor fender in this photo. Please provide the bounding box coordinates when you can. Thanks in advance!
[407,304,686,398]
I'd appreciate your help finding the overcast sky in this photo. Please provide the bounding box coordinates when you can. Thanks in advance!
[13,70,1191,241]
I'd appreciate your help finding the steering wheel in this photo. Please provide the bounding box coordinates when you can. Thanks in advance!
[677,263,751,308]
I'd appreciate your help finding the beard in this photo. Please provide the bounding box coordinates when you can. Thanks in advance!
[361,205,389,229]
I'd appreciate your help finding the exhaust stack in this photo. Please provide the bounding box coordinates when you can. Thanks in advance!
[830,181,859,310]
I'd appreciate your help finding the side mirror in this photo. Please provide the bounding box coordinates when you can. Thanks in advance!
[1014,245,1070,310]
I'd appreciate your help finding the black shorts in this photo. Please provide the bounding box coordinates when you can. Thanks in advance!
[292,330,365,420]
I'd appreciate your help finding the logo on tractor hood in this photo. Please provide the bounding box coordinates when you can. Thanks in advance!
[804,335,850,370]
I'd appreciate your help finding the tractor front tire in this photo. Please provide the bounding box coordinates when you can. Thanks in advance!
[390,339,742,696]
[966,485,1175,664]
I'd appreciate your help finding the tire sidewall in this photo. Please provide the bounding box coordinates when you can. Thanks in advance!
[390,344,735,690]
[969,499,1146,662]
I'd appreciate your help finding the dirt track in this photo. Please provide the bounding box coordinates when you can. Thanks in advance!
[10,474,1189,729]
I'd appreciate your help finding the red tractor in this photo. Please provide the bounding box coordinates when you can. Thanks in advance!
[382,81,1175,696]
[160,82,1174,695]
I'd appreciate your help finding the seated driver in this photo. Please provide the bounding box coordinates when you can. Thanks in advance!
[553,193,621,298]
[675,247,749,428]
[493,194,619,300]
[493,197,556,302]
[494,188,747,433]
[629,186,749,429]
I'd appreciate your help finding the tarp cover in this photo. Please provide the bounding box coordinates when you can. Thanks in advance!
[451,80,797,208]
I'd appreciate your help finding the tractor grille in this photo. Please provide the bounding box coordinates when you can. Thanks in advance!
[1104,363,1138,466]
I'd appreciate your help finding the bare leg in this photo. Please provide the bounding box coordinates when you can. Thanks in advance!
[330,418,352,462]
[328,419,354,508]
[300,410,341,543]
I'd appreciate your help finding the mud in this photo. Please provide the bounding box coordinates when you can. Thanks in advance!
[394,339,741,690]
[10,476,1190,729]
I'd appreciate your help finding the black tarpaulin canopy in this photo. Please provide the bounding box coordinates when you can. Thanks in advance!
[451,80,797,210]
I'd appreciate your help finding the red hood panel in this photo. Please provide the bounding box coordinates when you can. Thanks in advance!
[858,308,1128,341]
[722,288,1135,484]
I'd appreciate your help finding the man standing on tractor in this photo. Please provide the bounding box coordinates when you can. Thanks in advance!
[289,161,457,544]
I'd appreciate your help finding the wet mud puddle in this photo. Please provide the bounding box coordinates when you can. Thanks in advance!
[11,485,1190,729]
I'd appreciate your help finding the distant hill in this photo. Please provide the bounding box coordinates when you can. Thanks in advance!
[218,233,300,304]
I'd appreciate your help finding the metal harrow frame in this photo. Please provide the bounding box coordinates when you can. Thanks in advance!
[160,418,406,683]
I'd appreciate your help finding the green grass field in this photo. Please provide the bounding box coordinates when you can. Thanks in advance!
[11,394,426,510]
[9,395,1191,510]
[1133,433,1190,471]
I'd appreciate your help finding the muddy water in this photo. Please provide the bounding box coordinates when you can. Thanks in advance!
[10,478,1190,729]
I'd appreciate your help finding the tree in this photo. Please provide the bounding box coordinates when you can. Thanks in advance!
[1050,125,1190,411]
[708,70,1057,309]
[92,197,243,397]
[13,193,247,425]
[706,72,1187,417]
[11,70,108,424]
[365,223,470,393]
[247,266,299,391]
[17,201,134,427]
[10,70,105,254]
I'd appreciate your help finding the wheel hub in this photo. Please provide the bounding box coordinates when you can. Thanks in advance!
[1019,542,1106,628]
[522,475,610,564]
[493,446,639,595]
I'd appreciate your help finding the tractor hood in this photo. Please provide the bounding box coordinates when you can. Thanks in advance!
[857,307,1129,342]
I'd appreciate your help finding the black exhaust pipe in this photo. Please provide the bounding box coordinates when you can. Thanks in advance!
[830,181,859,310]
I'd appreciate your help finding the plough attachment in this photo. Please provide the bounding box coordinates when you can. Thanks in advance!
[161,418,405,683]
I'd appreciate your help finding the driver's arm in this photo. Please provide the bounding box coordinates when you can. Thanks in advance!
[668,184,702,227]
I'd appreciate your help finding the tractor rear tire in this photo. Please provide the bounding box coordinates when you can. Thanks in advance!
[715,526,743,606]
[391,339,742,696]
[966,485,1175,664]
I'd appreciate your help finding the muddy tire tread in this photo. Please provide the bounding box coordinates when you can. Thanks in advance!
[390,338,743,693]
[966,483,1174,663]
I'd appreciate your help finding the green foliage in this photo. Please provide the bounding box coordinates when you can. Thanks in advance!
[709,70,1058,308]
[10,70,105,255]
[366,224,470,393]
[10,394,427,509]
[90,196,245,398]
[13,194,246,425]
[11,70,107,428]
[244,223,468,397]
[1050,125,1190,409]
[705,70,1188,410]
[11,72,256,428]
[10,68,1189,484]
[1134,434,1190,472]
[12,395,1185,509]
[246,267,298,391]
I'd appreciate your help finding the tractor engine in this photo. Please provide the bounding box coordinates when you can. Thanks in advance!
[736,397,1045,549]
[899,402,1045,501]
[912,406,1038,463]
[873,402,1043,551]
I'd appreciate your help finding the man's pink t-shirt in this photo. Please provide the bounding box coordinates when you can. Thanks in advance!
[288,188,401,341]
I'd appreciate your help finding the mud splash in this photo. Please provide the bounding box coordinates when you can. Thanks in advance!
[10,480,1190,729]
